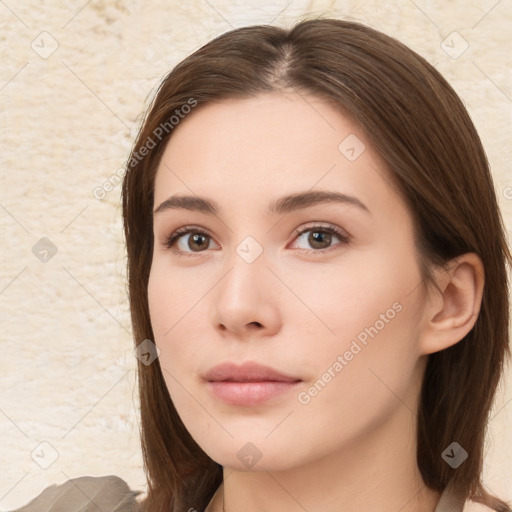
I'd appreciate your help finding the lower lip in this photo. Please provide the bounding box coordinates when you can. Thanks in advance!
[206,380,300,406]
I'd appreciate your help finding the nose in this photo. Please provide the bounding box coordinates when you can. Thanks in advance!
[211,248,281,339]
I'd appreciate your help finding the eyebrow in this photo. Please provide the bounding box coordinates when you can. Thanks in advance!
[153,190,371,216]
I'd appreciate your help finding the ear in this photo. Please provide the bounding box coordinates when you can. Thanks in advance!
[418,253,485,356]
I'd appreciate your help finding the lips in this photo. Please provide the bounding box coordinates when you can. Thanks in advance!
[203,361,301,383]
[203,361,302,406]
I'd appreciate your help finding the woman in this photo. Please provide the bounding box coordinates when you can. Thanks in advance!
[13,17,511,512]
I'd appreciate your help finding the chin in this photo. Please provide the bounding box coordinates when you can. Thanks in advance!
[192,433,314,473]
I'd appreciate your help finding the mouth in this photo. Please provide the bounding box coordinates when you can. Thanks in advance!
[203,361,302,406]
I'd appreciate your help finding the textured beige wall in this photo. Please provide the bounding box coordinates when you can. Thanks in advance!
[1,1,511,510]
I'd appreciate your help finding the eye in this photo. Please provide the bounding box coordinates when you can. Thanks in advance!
[162,223,350,256]
[163,226,217,255]
[291,224,350,253]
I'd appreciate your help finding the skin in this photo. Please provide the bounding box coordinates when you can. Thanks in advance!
[148,92,484,512]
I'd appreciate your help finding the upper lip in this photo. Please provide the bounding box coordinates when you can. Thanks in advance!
[203,361,301,383]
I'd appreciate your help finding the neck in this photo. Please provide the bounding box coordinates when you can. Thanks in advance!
[206,402,441,512]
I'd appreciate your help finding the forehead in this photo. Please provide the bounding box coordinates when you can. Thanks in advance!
[153,92,402,216]
[158,92,359,167]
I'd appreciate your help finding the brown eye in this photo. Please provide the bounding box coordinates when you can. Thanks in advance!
[187,232,210,251]
[292,224,350,253]
[308,230,333,249]
[164,228,214,253]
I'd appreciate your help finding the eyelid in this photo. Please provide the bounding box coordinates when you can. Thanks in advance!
[163,225,217,254]
[292,222,350,241]
[289,223,351,252]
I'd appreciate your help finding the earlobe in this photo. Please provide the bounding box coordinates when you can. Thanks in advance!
[419,253,485,356]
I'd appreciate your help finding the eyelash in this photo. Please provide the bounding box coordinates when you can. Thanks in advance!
[163,224,350,257]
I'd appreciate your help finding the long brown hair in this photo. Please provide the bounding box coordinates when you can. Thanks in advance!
[122,17,512,512]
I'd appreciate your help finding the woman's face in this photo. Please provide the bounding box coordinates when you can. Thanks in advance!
[148,92,430,471]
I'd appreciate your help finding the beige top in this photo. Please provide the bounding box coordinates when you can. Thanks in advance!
[11,476,142,512]
[11,474,466,512]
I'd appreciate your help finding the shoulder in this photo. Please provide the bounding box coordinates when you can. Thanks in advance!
[11,474,143,512]
[435,480,466,512]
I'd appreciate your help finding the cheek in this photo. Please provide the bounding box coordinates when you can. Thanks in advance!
[288,246,421,348]
[147,259,201,339]
[147,310,215,454]
[298,310,422,434]
[147,265,171,341]
[147,262,207,385]
[147,265,186,365]
[289,246,424,406]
